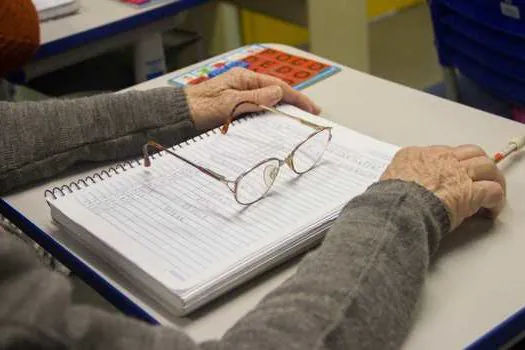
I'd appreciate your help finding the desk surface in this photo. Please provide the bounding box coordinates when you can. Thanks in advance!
[5,44,525,349]
[37,0,206,58]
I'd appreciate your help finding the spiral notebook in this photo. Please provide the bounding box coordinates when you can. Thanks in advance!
[45,105,398,315]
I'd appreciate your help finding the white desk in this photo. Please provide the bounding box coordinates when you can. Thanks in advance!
[25,0,208,81]
[4,44,525,349]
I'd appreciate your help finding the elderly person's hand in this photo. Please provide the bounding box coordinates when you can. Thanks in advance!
[185,68,321,130]
[380,145,506,231]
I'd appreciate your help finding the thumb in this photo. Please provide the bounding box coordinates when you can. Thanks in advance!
[471,181,506,219]
[233,85,284,116]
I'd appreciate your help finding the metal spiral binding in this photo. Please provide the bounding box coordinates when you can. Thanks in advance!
[44,159,141,200]
[44,114,259,201]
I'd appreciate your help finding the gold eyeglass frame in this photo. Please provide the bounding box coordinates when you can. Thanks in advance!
[142,102,333,205]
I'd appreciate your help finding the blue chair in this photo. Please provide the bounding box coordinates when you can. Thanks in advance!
[429,0,525,115]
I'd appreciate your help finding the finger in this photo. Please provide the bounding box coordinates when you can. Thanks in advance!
[265,78,322,115]
[453,144,488,161]
[232,86,284,116]
[428,145,452,151]
[471,181,506,219]
[425,145,454,155]
[231,68,321,114]
[462,156,506,193]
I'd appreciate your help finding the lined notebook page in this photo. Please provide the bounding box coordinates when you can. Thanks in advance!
[50,106,398,291]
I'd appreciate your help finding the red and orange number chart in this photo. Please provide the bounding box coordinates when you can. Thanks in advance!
[168,45,341,90]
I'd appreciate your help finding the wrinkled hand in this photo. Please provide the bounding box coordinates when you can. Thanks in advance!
[185,68,321,130]
[380,145,506,231]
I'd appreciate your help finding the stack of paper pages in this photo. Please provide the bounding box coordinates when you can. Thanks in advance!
[47,105,398,315]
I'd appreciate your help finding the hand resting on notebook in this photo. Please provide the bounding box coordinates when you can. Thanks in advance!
[0,70,319,193]
[186,67,321,130]
[381,144,506,230]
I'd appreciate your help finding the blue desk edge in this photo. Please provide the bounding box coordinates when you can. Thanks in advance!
[467,306,525,348]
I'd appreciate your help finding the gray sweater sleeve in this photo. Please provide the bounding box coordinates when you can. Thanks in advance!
[0,87,197,194]
[0,180,450,350]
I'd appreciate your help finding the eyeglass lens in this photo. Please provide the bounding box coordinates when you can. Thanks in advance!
[235,159,281,205]
[291,129,331,174]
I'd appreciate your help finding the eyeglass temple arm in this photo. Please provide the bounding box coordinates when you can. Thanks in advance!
[259,105,328,130]
[220,101,328,134]
[142,141,228,183]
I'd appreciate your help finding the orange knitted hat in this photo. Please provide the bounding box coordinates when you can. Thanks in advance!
[0,0,40,77]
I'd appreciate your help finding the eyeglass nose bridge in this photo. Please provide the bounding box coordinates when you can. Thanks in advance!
[264,160,284,186]
[284,154,294,170]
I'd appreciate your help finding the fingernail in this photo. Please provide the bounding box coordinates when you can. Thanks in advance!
[269,86,283,101]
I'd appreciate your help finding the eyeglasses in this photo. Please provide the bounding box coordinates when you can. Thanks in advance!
[142,102,332,205]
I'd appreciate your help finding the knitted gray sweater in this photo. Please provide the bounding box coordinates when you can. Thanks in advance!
[0,88,449,349]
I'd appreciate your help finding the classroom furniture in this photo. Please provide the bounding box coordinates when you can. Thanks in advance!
[3,44,525,349]
[425,75,513,118]
[239,0,424,47]
[368,0,424,18]
[24,0,209,82]
[429,0,525,105]
[223,0,370,72]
